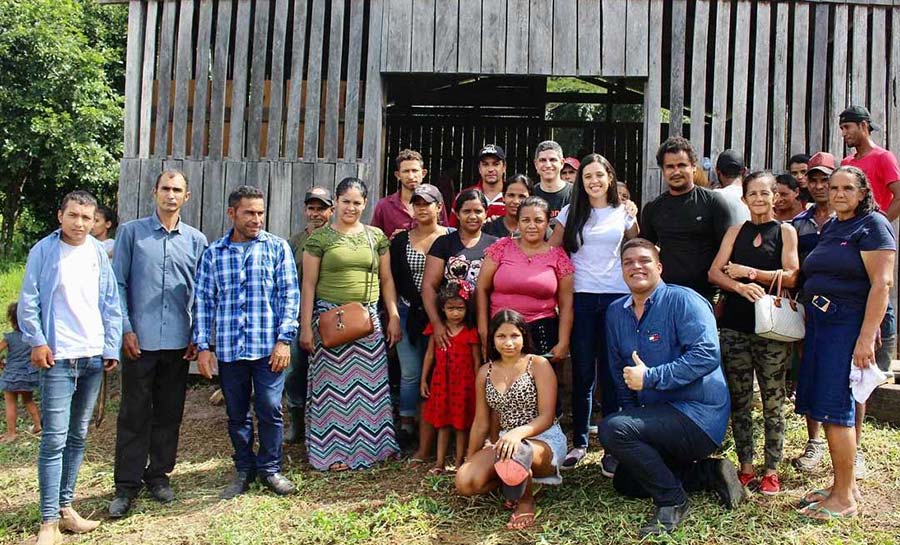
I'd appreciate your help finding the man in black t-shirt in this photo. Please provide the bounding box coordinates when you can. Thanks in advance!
[641,137,735,299]
[533,140,572,221]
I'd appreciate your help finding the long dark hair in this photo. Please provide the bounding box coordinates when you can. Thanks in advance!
[563,154,620,254]
[486,309,534,362]
[831,166,878,217]
[454,188,488,213]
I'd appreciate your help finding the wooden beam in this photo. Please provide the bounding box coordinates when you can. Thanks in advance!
[153,1,176,157]
[227,0,252,159]
[457,0,481,73]
[386,0,412,71]
[362,0,387,213]
[190,0,213,159]
[710,0,732,158]
[265,0,291,159]
[790,2,809,154]
[123,1,145,158]
[528,0,552,75]
[506,0,529,74]
[749,1,771,169]
[602,0,626,76]
[410,0,435,72]
[284,0,309,160]
[302,0,327,159]
[323,0,346,159]
[689,0,710,154]
[625,0,649,77]
[208,0,232,159]
[481,0,506,73]
[729,1,751,153]
[434,0,459,73]
[770,1,789,169]
[577,0,601,75]
[552,0,577,75]
[668,0,687,137]
[829,4,849,157]
[171,0,194,158]
[809,3,829,153]
[641,0,663,204]
[343,0,365,160]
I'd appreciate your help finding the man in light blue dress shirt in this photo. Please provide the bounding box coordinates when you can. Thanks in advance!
[109,170,208,517]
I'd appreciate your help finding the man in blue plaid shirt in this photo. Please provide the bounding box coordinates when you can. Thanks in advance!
[193,185,300,499]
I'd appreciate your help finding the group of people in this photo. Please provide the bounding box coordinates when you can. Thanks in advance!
[2,103,897,542]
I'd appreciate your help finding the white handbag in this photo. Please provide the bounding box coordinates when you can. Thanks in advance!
[754,269,805,342]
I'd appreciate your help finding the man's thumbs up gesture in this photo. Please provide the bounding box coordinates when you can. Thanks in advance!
[624,351,647,391]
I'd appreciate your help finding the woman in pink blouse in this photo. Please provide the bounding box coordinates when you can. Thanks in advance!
[475,196,574,363]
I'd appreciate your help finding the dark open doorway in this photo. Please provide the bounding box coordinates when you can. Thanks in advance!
[381,75,645,203]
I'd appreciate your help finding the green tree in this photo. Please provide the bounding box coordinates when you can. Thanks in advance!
[0,0,125,255]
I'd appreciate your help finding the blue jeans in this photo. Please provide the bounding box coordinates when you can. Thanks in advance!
[219,357,286,475]
[599,404,718,507]
[38,356,104,521]
[396,303,427,417]
[284,338,309,410]
[876,302,896,373]
[570,292,621,448]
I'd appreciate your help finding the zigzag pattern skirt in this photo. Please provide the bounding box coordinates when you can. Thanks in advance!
[306,299,400,471]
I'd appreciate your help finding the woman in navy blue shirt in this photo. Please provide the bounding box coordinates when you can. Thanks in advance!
[795,166,895,521]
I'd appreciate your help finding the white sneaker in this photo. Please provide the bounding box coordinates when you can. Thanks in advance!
[855,451,867,480]
[561,447,587,470]
[791,439,826,472]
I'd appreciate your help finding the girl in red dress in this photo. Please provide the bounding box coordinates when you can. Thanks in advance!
[420,281,481,474]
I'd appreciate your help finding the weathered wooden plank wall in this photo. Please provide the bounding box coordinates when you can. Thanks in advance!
[119,0,900,236]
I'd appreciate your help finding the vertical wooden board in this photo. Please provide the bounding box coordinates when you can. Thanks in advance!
[668,0,688,137]
[411,0,436,72]
[749,2,771,169]
[689,0,710,152]
[869,9,887,147]
[291,162,316,234]
[267,162,292,238]
[386,0,413,71]
[171,0,194,158]
[246,0,271,160]
[284,0,309,160]
[314,162,337,191]
[641,0,663,203]
[890,9,900,155]
[343,0,365,160]
[506,0,530,74]
[851,5,868,106]
[201,160,225,239]
[625,0,649,77]
[117,158,142,224]
[601,0,626,76]
[207,0,232,159]
[335,162,358,186]
[323,0,346,160]
[790,2,809,154]
[153,1,177,157]
[139,159,164,217]
[223,160,248,214]
[245,162,271,201]
[228,0,253,159]
[528,0,552,75]
[362,0,387,199]
[138,1,159,157]
[710,0,731,158]
[180,159,205,228]
[808,4,829,154]
[829,4,849,157]
[266,0,291,160]
[303,0,327,159]
[123,1,146,158]
[190,0,214,159]
[770,1,789,170]
[552,0,576,75]
[434,0,459,73]
[729,1,751,153]
[457,0,481,73]
[481,0,506,73]
[577,0,601,75]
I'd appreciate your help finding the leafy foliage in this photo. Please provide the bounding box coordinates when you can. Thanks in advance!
[0,0,126,255]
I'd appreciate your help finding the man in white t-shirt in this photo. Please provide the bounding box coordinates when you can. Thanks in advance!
[18,190,122,545]
[713,149,750,225]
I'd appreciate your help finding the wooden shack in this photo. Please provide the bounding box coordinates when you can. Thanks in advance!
[108,0,900,241]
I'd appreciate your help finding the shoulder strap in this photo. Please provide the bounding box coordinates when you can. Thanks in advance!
[526,355,534,374]
[364,227,377,303]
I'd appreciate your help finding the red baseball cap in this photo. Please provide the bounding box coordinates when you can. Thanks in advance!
[563,157,580,171]
[807,152,837,176]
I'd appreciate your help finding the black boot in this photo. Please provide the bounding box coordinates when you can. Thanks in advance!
[284,406,305,444]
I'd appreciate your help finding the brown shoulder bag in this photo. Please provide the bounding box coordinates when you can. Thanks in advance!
[317,227,377,348]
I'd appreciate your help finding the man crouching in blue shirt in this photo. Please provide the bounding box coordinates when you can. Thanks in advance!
[599,238,744,537]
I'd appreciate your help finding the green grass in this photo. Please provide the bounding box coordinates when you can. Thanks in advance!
[0,263,24,328]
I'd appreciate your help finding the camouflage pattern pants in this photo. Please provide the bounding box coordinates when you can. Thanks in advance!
[720,328,792,470]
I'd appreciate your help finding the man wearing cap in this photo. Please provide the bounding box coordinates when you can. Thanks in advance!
[561,157,580,184]
[449,144,507,227]
[283,187,333,443]
[713,149,750,224]
[533,140,572,220]
[372,149,448,238]
[839,106,900,221]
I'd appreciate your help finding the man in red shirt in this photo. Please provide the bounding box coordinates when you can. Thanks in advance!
[448,144,507,227]
[372,149,448,238]
[839,106,900,221]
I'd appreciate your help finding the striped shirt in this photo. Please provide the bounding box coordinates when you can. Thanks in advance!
[193,230,300,362]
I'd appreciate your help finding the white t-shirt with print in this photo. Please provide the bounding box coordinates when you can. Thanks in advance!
[52,240,104,360]
[557,204,635,294]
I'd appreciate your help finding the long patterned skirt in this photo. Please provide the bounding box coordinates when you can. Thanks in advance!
[306,299,399,470]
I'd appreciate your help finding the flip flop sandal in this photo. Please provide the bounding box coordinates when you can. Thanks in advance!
[328,462,350,472]
[427,466,445,476]
[503,499,518,510]
[797,489,831,509]
[506,512,536,530]
[798,502,858,522]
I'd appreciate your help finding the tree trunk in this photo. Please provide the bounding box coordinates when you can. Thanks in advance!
[1,172,28,256]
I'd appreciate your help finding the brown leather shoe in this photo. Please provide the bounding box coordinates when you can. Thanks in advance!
[58,506,100,533]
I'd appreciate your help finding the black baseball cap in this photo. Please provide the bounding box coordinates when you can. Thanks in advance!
[409,183,442,204]
[478,144,506,162]
[304,187,333,207]
[716,149,745,177]
[839,105,880,132]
